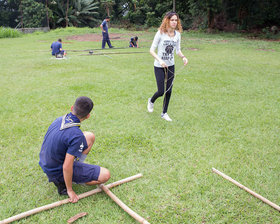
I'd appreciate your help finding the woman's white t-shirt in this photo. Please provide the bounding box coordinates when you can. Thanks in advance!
[150,30,181,68]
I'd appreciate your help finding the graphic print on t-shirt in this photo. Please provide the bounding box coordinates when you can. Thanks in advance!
[161,40,176,61]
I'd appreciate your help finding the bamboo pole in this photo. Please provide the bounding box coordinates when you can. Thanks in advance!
[99,184,150,224]
[212,168,280,212]
[79,51,147,56]
[0,173,143,224]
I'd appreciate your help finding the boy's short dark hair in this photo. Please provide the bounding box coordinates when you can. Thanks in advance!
[106,16,110,19]
[73,96,94,119]
[58,38,62,42]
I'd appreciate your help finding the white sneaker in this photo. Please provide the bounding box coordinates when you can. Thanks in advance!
[147,98,154,112]
[161,113,172,121]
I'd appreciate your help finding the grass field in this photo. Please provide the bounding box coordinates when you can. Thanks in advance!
[0,27,280,224]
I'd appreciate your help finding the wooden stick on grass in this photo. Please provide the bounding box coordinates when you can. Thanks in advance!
[0,173,143,224]
[212,168,280,212]
[67,212,88,223]
[99,184,150,224]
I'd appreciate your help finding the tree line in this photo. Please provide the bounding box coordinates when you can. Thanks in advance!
[0,0,279,32]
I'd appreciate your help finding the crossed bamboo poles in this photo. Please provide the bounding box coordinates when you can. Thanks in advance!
[1,170,279,223]
[0,173,150,224]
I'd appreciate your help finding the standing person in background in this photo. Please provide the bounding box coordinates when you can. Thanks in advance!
[39,96,110,203]
[51,38,66,57]
[100,16,113,49]
[129,36,139,48]
[147,11,188,122]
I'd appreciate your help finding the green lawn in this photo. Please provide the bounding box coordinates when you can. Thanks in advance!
[0,27,279,223]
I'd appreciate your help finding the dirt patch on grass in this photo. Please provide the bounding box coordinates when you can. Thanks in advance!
[66,33,130,42]
[181,47,199,51]
[256,48,275,52]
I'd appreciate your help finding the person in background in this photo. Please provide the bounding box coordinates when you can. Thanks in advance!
[147,12,188,122]
[100,16,113,49]
[51,38,66,57]
[129,36,139,48]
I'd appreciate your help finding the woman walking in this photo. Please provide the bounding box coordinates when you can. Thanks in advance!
[147,11,188,121]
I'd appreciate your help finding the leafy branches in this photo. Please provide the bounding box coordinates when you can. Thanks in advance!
[49,0,100,27]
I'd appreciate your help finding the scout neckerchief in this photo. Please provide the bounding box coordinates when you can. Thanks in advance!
[60,112,81,130]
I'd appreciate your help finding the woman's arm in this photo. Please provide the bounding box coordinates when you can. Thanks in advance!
[177,50,188,66]
[150,49,167,67]
[176,33,188,66]
[150,31,167,67]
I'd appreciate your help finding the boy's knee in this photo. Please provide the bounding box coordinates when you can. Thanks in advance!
[98,168,110,183]
[84,131,95,146]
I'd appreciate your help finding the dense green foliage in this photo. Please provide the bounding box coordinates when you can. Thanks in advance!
[21,0,46,28]
[0,0,20,27]
[49,0,99,28]
[0,26,22,38]
[0,27,280,223]
[0,0,279,31]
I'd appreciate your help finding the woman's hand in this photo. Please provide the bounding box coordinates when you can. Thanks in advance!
[159,59,167,67]
[182,57,188,66]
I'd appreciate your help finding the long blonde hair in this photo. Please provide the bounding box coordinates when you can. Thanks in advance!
[159,11,183,33]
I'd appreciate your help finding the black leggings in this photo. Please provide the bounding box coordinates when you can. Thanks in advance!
[151,65,175,113]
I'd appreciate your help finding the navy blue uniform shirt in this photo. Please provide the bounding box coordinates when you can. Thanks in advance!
[51,41,62,55]
[101,20,108,32]
[39,113,88,178]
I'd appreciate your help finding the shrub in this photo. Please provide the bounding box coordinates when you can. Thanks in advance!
[145,12,161,27]
[0,27,23,38]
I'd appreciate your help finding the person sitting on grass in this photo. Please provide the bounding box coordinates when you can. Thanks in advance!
[129,36,139,48]
[39,96,110,203]
[51,38,66,58]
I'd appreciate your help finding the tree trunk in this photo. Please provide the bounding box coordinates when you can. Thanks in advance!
[20,0,23,28]
[106,4,110,17]
[208,8,214,29]
[66,0,69,27]
[45,0,49,28]
[173,0,175,12]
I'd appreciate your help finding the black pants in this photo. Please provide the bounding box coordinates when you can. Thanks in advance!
[151,65,175,114]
